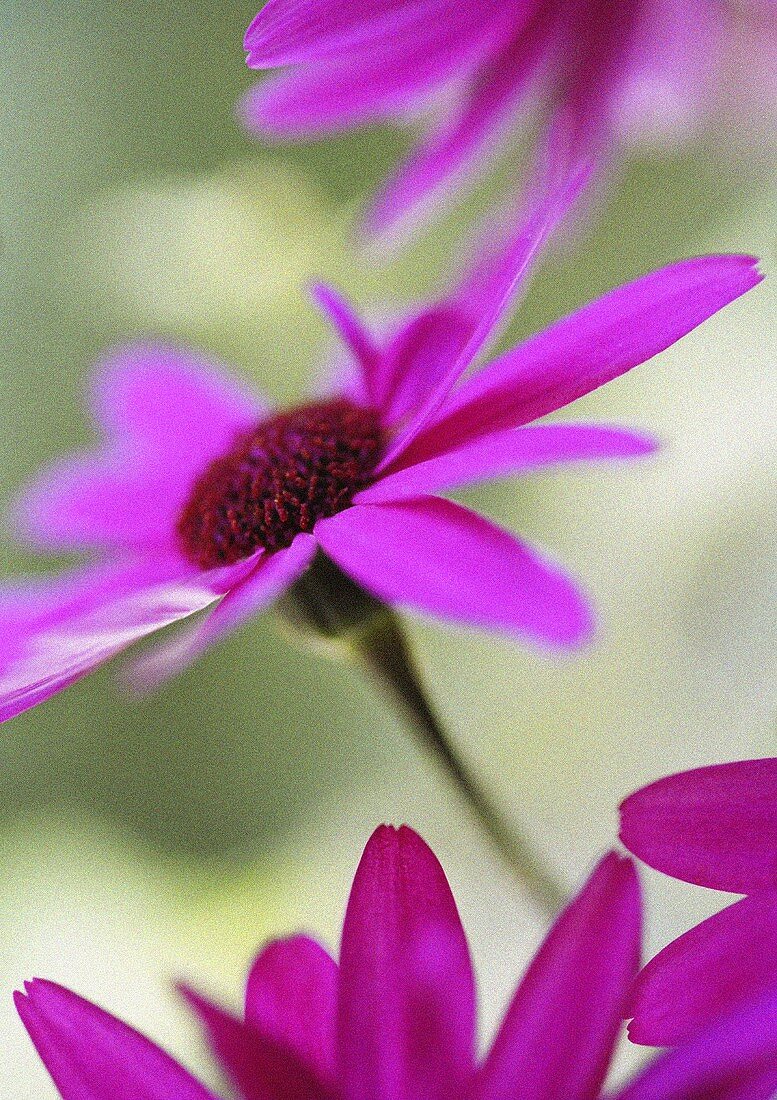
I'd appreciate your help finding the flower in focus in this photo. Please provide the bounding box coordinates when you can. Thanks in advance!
[0,181,762,723]
[242,0,777,240]
[621,757,777,1047]
[15,824,777,1099]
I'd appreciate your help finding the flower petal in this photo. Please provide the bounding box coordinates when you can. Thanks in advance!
[357,424,657,504]
[244,0,512,69]
[316,498,592,647]
[472,852,640,1100]
[619,759,777,893]
[245,935,339,1083]
[377,305,475,426]
[310,283,380,404]
[13,345,265,553]
[407,254,763,461]
[125,536,316,692]
[0,555,256,723]
[337,824,475,1100]
[15,979,218,1100]
[363,10,550,239]
[628,892,777,1047]
[614,985,777,1100]
[377,171,588,472]
[182,986,334,1100]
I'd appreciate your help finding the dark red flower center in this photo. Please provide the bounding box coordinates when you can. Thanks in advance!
[177,398,384,568]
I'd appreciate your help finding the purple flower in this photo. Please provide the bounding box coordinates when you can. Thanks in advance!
[620,758,777,1047]
[241,0,777,239]
[15,825,777,1099]
[0,184,762,722]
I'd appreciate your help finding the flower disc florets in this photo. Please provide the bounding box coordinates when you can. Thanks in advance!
[177,398,384,567]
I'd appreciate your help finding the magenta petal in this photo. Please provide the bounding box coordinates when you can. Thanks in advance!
[615,986,777,1100]
[245,935,338,1083]
[15,979,218,1100]
[411,254,763,459]
[182,986,333,1100]
[244,0,511,69]
[337,825,475,1100]
[363,11,550,239]
[357,424,657,504]
[628,892,777,1047]
[619,758,777,893]
[472,853,640,1100]
[377,169,588,472]
[126,536,316,691]
[317,498,593,647]
[310,283,380,404]
[14,345,265,553]
[0,555,255,723]
[377,305,475,426]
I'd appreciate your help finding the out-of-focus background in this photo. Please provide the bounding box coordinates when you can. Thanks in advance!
[1,2,775,1095]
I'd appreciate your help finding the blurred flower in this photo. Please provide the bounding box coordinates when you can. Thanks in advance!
[621,757,777,1046]
[0,178,762,723]
[15,824,777,1099]
[242,0,777,241]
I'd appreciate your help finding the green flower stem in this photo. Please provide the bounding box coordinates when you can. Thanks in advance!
[280,551,566,916]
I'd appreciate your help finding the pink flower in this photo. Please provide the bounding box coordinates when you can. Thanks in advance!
[241,0,777,240]
[0,185,762,723]
[620,758,777,1047]
[15,825,777,1099]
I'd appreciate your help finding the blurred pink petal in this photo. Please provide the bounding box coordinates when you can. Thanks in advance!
[182,986,334,1100]
[629,892,777,1047]
[311,283,380,404]
[125,535,316,691]
[0,555,256,723]
[615,986,777,1100]
[13,345,264,553]
[245,936,339,1083]
[358,424,657,503]
[316,498,593,647]
[407,254,762,460]
[337,824,475,1100]
[619,758,777,893]
[15,980,219,1100]
[473,852,640,1100]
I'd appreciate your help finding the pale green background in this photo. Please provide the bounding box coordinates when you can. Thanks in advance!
[1,2,775,1095]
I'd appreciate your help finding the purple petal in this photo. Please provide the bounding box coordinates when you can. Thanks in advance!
[377,172,587,472]
[357,424,657,504]
[337,825,475,1100]
[310,283,380,404]
[628,892,777,1047]
[615,985,777,1100]
[125,536,316,691]
[13,345,264,553]
[244,0,512,69]
[619,758,777,893]
[376,305,475,426]
[472,853,640,1100]
[15,979,218,1100]
[316,498,593,647]
[182,986,334,1100]
[407,254,763,462]
[363,11,551,239]
[0,555,256,723]
[245,935,338,1083]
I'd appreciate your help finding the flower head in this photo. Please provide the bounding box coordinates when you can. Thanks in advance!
[15,825,777,1099]
[0,183,762,722]
[620,757,777,1047]
[242,0,777,240]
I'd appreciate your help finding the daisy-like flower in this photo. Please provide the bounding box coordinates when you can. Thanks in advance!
[242,0,777,240]
[620,757,777,1047]
[0,186,763,725]
[14,825,777,1100]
